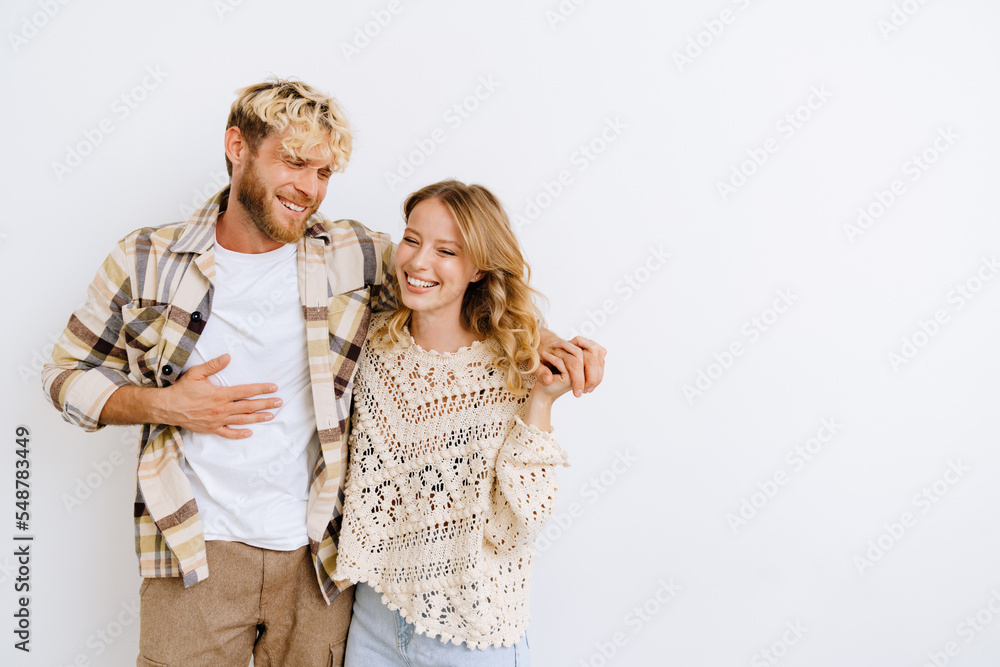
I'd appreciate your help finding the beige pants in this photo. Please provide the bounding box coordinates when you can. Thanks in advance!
[136,540,353,666]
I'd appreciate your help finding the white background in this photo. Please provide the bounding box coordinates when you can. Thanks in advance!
[3,1,1000,666]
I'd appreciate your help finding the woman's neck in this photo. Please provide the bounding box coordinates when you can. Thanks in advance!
[409,311,481,353]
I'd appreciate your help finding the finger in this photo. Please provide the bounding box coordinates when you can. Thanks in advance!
[584,360,605,393]
[541,350,568,374]
[191,353,230,379]
[231,396,282,413]
[569,336,604,357]
[551,343,585,397]
[227,383,280,401]
[215,426,253,440]
[570,337,607,392]
[534,362,554,386]
[554,339,587,363]
[540,351,570,384]
[223,411,275,425]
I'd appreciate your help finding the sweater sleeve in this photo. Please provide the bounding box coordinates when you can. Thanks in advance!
[484,416,570,552]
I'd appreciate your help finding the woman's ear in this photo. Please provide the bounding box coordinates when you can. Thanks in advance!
[473,271,485,282]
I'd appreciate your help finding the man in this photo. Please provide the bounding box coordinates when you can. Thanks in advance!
[42,78,604,666]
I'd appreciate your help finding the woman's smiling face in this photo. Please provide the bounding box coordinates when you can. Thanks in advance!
[396,197,482,322]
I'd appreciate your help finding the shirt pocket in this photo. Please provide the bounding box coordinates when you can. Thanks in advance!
[121,302,172,386]
[327,286,372,340]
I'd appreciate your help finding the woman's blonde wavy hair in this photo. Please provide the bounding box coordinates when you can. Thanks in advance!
[225,77,353,176]
[381,180,544,396]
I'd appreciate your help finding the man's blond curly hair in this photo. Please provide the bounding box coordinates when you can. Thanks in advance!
[225,78,353,176]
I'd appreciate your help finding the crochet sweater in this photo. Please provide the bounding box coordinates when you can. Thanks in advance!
[334,317,570,649]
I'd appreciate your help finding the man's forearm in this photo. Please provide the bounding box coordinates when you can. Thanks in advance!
[99,385,167,426]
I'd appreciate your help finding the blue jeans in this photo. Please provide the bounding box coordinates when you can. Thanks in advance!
[344,582,530,667]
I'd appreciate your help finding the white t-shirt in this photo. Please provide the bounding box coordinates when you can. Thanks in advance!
[179,240,318,550]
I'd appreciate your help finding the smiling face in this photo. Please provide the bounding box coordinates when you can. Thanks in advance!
[231,130,332,246]
[396,197,483,325]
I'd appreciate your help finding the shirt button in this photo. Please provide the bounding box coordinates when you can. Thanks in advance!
[162,365,173,376]
[191,311,202,322]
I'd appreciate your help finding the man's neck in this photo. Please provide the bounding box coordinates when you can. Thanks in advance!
[215,206,284,254]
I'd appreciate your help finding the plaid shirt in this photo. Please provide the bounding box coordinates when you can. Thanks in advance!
[41,187,396,602]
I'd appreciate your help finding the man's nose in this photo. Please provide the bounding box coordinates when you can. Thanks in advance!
[293,168,320,201]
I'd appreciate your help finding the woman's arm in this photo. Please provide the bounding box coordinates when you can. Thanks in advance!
[483,351,573,551]
[484,417,569,552]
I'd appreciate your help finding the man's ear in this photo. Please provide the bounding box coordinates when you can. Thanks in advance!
[224,126,247,175]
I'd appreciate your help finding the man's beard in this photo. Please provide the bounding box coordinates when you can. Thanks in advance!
[236,156,313,245]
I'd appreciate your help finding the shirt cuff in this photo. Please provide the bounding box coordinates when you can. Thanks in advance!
[508,416,570,467]
[62,367,133,433]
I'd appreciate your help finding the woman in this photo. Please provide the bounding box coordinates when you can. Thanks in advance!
[336,180,583,665]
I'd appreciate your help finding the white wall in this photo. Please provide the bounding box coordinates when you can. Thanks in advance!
[4,1,1000,665]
